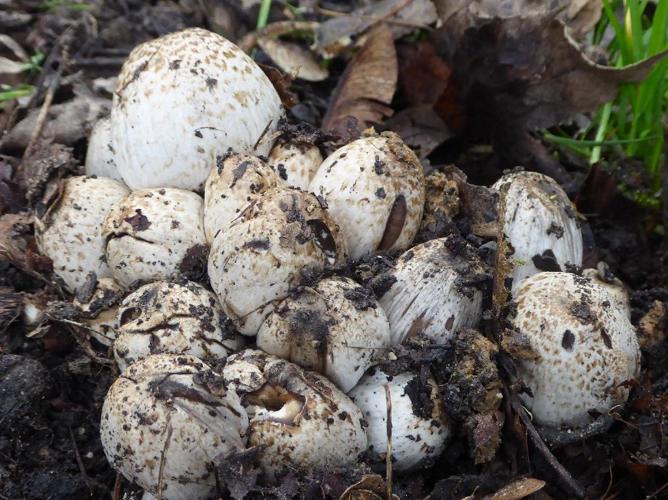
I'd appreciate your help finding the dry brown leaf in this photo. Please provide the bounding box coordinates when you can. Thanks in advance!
[383,105,450,158]
[257,37,328,82]
[487,477,546,500]
[322,23,398,142]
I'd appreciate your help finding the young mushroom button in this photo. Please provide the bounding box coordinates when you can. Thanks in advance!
[85,117,124,183]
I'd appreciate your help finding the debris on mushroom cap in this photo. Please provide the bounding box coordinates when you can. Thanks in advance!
[110,28,284,190]
[309,131,426,260]
[113,281,240,372]
[257,276,392,392]
[509,272,640,429]
[208,187,347,336]
[222,349,367,481]
[203,153,280,244]
[377,235,488,346]
[73,277,125,347]
[268,138,323,189]
[102,188,206,288]
[493,171,583,292]
[85,117,124,183]
[100,354,248,500]
[35,175,129,294]
[582,262,630,319]
[349,368,449,472]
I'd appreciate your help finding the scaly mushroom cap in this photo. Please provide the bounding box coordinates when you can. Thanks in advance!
[85,117,124,183]
[35,176,129,293]
[268,139,322,189]
[111,28,283,190]
[222,350,367,481]
[349,369,449,472]
[309,132,426,260]
[509,272,640,429]
[100,354,248,500]
[378,236,487,345]
[493,171,583,292]
[102,188,206,287]
[208,187,346,336]
[257,276,392,392]
[114,281,239,372]
[203,153,280,243]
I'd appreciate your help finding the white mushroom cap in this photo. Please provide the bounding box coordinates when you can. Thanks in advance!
[268,139,322,189]
[113,281,240,372]
[222,349,367,481]
[203,153,280,244]
[349,369,449,472]
[493,171,583,292]
[309,132,426,260]
[100,354,249,500]
[257,276,392,392]
[85,117,124,183]
[509,272,640,429]
[35,176,129,293]
[102,188,206,288]
[582,264,631,319]
[111,28,283,190]
[73,277,125,347]
[378,236,486,345]
[208,187,346,336]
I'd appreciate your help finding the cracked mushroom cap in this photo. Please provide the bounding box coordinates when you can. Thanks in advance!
[268,138,322,189]
[113,281,240,372]
[349,368,449,472]
[110,28,283,190]
[509,272,640,429]
[73,277,126,347]
[100,354,248,500]
[309,132,426,260]
[378,236,487,345]
[102,188,206,288]
[85,117,124,183]
[493,171,583,292]
[222,349,367,481]
[35,175,129,293]
[208,187,346,336]
[203,153,281,243]
[257,276,392,392]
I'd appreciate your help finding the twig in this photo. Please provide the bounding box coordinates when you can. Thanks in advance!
[510,396,585,498]
[384,384,393,500]
[112,473,122,500]
[20,72,60,162]
[67,424,92,490]
[157,420,174,500]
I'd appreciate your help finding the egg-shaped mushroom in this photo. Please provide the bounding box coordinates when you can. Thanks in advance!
[222,349,367,481]
[268,137,322,189]
[257,276,392,392]
[377,235,487,345]
[349,368,449,472]
[509,272,640,429]
[309,132,426,260]
[85,117,123,183]
[102,188,206,287]
[35,175,129,293]
[110,28,284,190]
[493,171,583,292]
[203,153,280,243]
[208,187,346,335]
[113,281,239,372]
[100,354,248,500]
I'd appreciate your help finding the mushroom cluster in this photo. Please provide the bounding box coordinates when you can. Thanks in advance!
[31,26,641,499]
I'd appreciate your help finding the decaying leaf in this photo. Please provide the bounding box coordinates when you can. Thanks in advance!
[322,23,398,142]
[487,477,546,500]
[259,63,299,109]
[17,143,78,204]
[257,37,328,82]
[383,106,451,159]
[397,40,451,106]
[0,213,52,279]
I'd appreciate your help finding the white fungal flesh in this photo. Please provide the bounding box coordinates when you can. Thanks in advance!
[349,369,449,472]
[35,176,129,293]
[222,350,367,481]
[268,140,323,189]
[85,117,124,183]
[309,132,426,260]
[510,272,640,429]
[378,236,486,345]
[208,187,346,335]
[257,276,392,392]
[493,171,583,292]
[113,281,239,372]
[111,28,284,190]
[203,153,280,243]
[100,354,248,500]
[103,188,206,288]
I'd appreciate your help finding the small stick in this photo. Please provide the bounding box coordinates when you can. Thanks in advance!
[20,71,60,162]
[384,384,393,500]
[67,424,92,489]
[112,473,122,500]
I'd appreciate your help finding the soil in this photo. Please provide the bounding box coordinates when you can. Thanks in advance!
[1,1,667,500]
